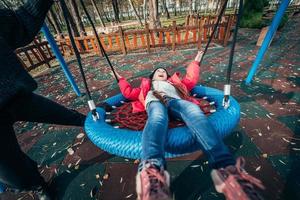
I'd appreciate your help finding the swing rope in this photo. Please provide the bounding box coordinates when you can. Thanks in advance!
[226,0,243,84]
[223,0,243,108]
[200,0,229,64]
[58,0,99,120]
[78,0,119,82]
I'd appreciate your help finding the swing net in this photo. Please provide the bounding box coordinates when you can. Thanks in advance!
[107,98,216,131]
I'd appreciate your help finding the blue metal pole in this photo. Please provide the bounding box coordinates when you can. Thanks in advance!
[0,182,5,193]
[245,0,291,84]
[41,24,82,96]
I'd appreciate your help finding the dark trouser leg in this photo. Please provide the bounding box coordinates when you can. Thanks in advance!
[0,114,46,190]
[6,92,86,126]
[0,92,86,191]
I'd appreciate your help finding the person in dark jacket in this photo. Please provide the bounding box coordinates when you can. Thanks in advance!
[0,0,85,199]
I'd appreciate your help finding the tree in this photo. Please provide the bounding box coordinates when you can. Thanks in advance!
[188,0,193,15]
[162,0,170,19]
[112,0,120,23]
[148,0,161,29]
[53,2,65,29]
[48,7,64,38]
[57,1,80,37]
[119,1,125,21]
[178,0,182,15]
[90,0,105,27]
[68,0,86,36]
[46,16,56,34]
[100,0,110,22]
[143,0,148,23]
[240,0,269,28]
[215,0,227,15]
[129,0,143,26]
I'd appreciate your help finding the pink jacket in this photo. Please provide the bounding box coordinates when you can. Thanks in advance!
[118,61,200,113]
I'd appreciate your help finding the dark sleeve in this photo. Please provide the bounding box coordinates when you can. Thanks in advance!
[0,0,54,49]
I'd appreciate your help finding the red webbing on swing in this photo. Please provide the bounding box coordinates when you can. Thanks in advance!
[108,99,215,131]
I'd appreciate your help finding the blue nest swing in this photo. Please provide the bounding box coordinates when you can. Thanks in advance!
[84,86,240,159]
[61,0,242,160]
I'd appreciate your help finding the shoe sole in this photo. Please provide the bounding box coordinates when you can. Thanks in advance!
[211,169,226,193]
[136,170,171,200]
[211,169,254,200]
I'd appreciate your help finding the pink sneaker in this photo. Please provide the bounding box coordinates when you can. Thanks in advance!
[211,157,265,200]
[136,164,171,200]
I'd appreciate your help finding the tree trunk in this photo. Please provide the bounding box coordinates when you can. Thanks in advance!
[46,16,56,34]
[53,2,64,28]
[58,2,80,37]
[195,0,199,12]
[216,0,227,15]
[188,0,193,15]
[127,4,131,20]
[48,7,64,38]
[148,0,161,29]
[68,0,86,36]
[100,1,110,22]
[162,0,170,19]
[179,0,182,14]
[143,0,148,24]
[90,0,105,27]
[174,0,177,16]
[119,1,125,21]
[205,0,209,14]
[129,0,143,26]
[112,0,120,23]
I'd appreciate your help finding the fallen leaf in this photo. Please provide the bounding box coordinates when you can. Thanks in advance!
[262,153,268,158]
[96,174,100,179]
[255,166,261,171]
[125,194,133,198]
[103,173,110,180]
[67,148,74,155]
[76,133,85,139]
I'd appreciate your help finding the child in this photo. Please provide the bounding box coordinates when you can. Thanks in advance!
[115,51,264,200]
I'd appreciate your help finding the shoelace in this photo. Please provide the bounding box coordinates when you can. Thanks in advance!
[234,157,265,190]
[144,167,167,195]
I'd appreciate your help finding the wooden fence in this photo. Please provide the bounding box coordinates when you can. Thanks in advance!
[15,39,55,71]
[16,14,236,71]
[58,15,235,55]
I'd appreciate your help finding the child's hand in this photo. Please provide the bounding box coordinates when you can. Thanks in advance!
[194,51,204,62]
[113,71,122,80]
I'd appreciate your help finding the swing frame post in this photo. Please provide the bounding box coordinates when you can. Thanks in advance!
[0,182,6,193]
[41,24,82,97]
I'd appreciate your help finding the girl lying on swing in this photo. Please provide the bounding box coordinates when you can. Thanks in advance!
[115,51,264,200]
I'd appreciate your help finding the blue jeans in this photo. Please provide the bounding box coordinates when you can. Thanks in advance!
[141,99,235,170]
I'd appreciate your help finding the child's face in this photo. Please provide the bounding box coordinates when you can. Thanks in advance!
[152,68,168,81]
